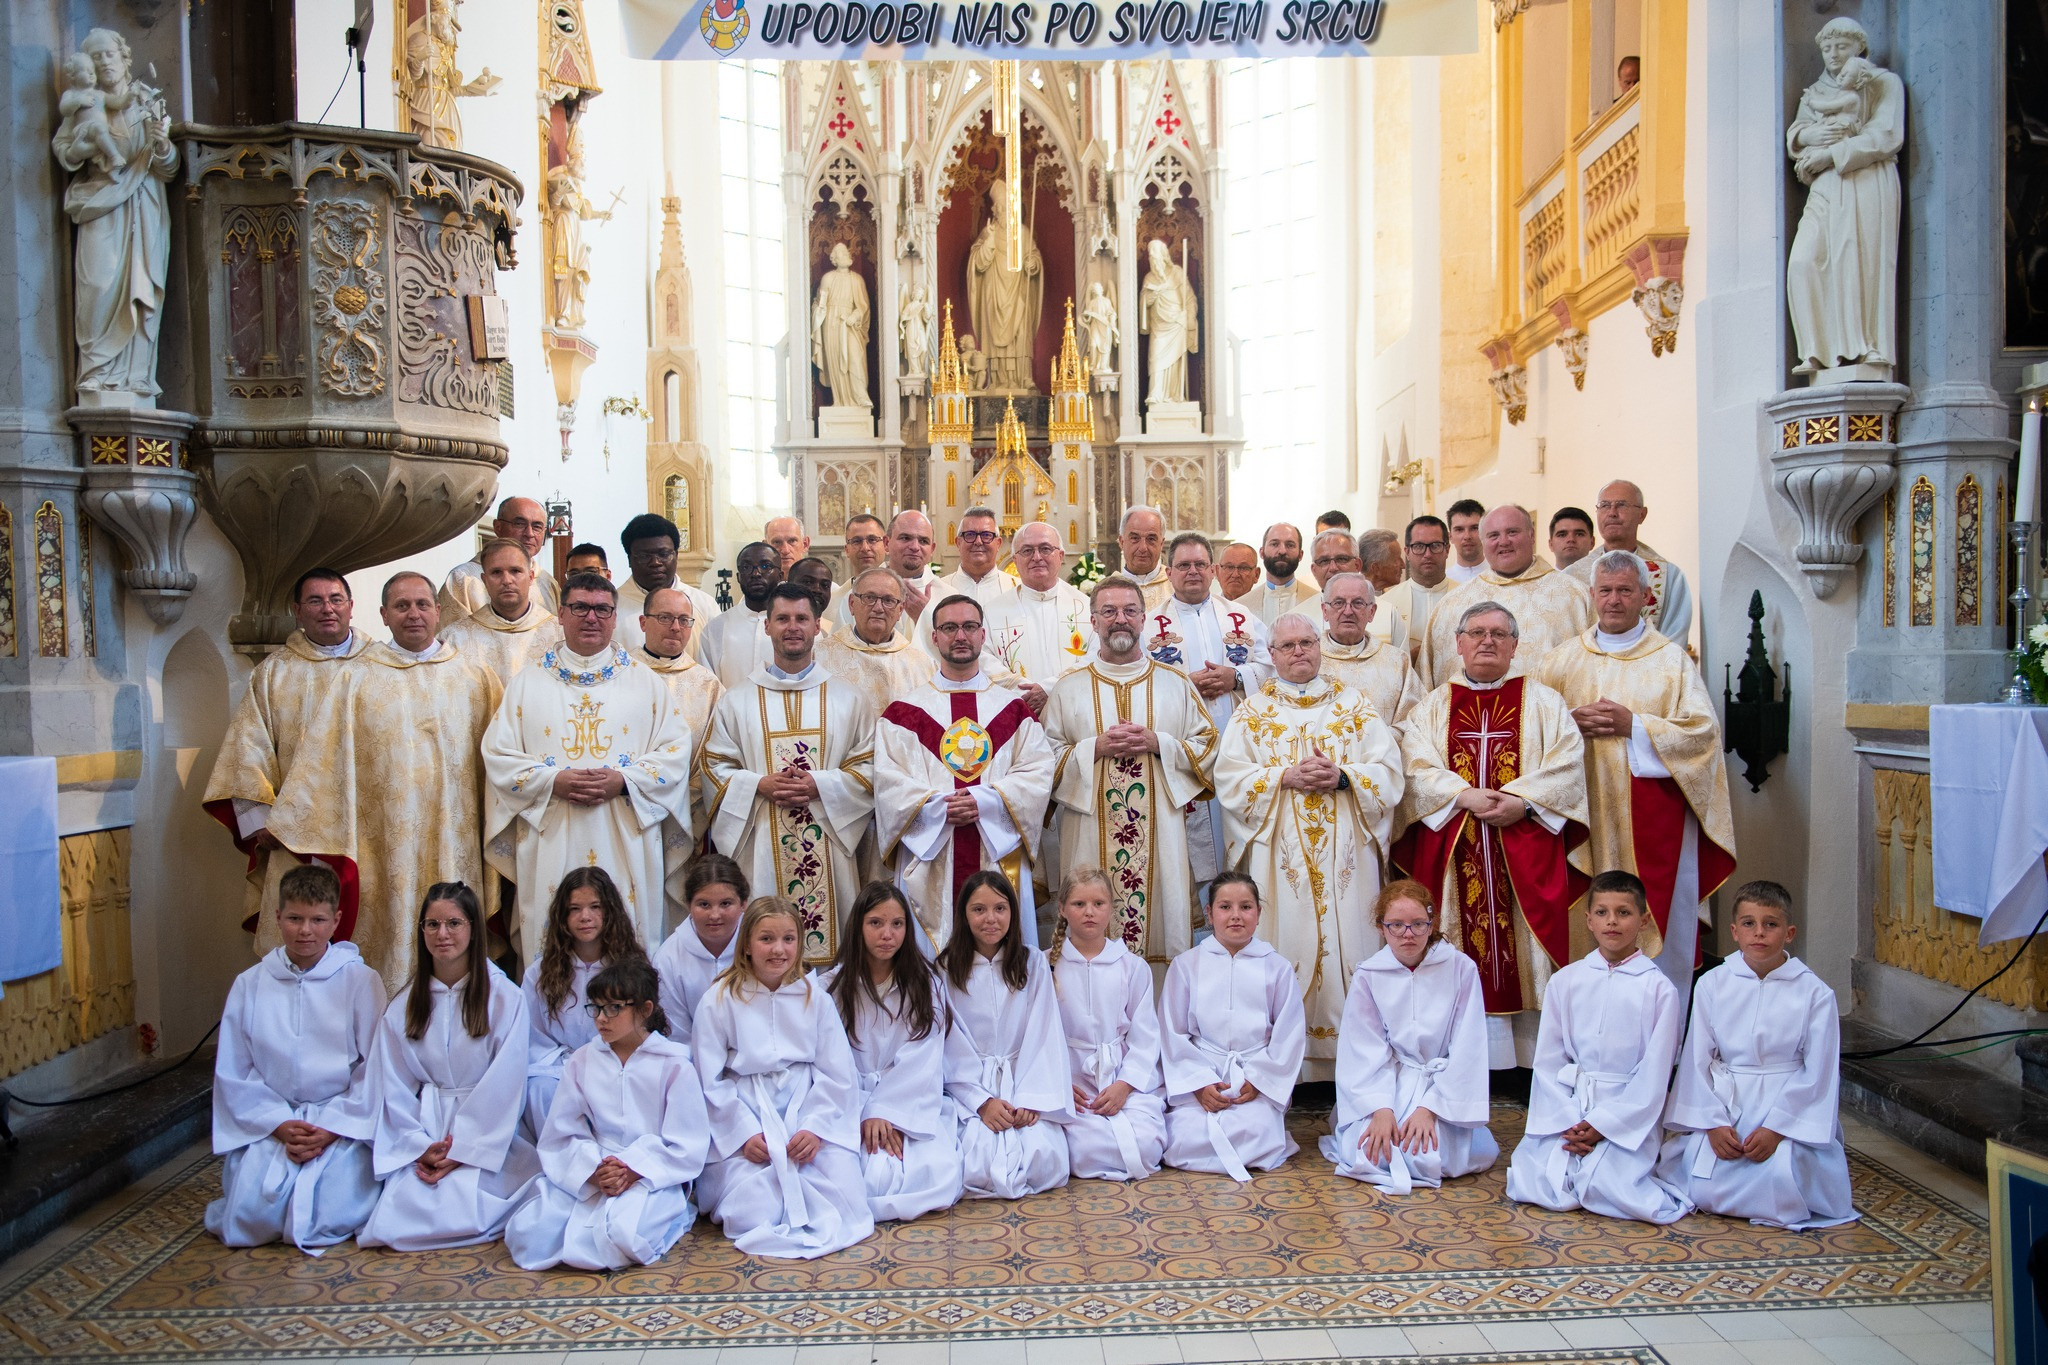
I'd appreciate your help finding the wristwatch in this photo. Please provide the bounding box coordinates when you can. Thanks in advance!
[1522,799,1536,820]
[1336,771,1352,791]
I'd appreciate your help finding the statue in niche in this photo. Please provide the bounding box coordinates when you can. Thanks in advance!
[1139,239,1199,406]
[967,180,1043,391]
[958,334,988,392]
[52,29,176,403]
[899,281,933,377]
[812,242,872,409]
[1785,16,1903,382]
[547,130,611,331]
[1081,281,1119,376]
[403,0,501,152]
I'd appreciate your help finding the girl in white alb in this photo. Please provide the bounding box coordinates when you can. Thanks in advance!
[1322,880,1497,1192]
[207,868,387,1252]
[1049,868,1167,1181]
[1160,874,1306,1181]
[1657,882,1856,1230]
[940,869,1074,1200]
[505,957,710,1269]
[359,883,542,1251]
[654,855,748,1046]
[820,882,965,1221]
[693,896,875,1258]
[520,866,647,1138]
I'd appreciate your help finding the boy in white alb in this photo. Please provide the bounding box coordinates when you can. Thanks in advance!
[1505,870,1691,1224]
[1656,880,1856,1229]
[208,865,387,1253]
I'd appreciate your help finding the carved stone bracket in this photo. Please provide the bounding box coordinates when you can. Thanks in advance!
[1624,235,1688,358]
[1480,337,1527,425]
[1766,382,1910,600]
[68,406,201,625]
[1555,328,1589,391]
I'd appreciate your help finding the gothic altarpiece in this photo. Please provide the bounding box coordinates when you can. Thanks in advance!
[777,60,1241,572]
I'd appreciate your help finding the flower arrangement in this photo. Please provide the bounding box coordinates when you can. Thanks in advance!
[2016,623,2048,703]
[1067,551,1107,590]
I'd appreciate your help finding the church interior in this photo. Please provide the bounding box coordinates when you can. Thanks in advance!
[0,0,2038,1361]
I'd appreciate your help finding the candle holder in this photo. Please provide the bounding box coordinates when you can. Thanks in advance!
[2001,518,2039,705]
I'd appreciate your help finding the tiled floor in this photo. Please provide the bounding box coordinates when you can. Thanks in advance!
[0,1113,1991,1365]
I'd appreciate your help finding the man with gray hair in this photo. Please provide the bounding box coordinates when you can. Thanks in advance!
[1115,504,1174,610]
[1537,550,1734,1008]
[1317,572,1421,724]
[818,566,936,715]
[982,520,1094,712]
[936,505,1016,603]
[1563,480,1694,644]
[1355,528,1411,649]
[1391,599,1589,1070]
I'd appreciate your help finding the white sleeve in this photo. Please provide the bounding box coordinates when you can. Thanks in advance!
[970,786,1021,859]
[900,794,953,861]
[231,797,270,838]
[1625,718,1671,778]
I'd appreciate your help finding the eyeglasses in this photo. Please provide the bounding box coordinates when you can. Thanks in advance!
[850,592,904,608]
[500,518,547,532]
[1095,606,1146,622]
[1015,543,1060,558]
[583,1001,636,1019]
[1406,540,1449,554]
[933,621,984,636]
[643,613,693,628]
[1458,628,1514,642]
[564,602,616,619]
[847,534,885,548]
[1594,500,1644,512]
[1382,920,1432,936]
[1271,638,1319,652]
[957,530,998,546]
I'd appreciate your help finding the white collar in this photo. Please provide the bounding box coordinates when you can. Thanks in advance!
[1264,576,1295,591]
[1199,933,1276,961]
[766,659,818,682]
[932,670,988,692]
[1460,674,1510,691]
[1596,621,1649,650]
[310,632,357,659]
[391,638,444,663]
[1016,580,1067,602]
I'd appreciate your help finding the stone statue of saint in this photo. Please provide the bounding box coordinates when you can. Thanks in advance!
[967,180,1044,391]
[813,242,872,409]
[1785,16,1903,382]
[1139,239,1199,406]
[52,29,177,403]
[1081,281,1119,376]
[899,282,933,377]
[959,334,988,392]
[403,0,501,152]
[546,132,610,332]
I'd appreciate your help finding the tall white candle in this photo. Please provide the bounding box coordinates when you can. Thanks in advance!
[2020,407,2043,525]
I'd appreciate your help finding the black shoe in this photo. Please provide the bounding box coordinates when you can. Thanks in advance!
[1490,1066,1532,1105]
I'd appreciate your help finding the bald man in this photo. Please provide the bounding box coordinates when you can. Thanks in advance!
[439,496,560,620]
[887,508,941,622]
[1563,480,1693,644]
[1416,506,1592,689]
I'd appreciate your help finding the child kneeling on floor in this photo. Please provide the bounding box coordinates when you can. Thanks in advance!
[506,958,708,1269]
[1505,870,1692,1224]
[208,864,387,1253]
[1050,867,1167,1182]
[1322,880,1496,1193]
[1655,880,1857,1230]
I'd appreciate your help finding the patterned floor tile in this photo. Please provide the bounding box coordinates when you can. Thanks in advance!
[0,1108,1986,1361]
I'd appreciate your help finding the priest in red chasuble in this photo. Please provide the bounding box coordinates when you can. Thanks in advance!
[874,595,1056,949]
[1392,600,1590,1069]
[1537,550,1736,1003]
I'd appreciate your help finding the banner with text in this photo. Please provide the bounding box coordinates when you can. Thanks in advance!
[620,0,1476,61]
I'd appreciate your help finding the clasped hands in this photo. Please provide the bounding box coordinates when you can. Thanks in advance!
[1073,1079,1135,1118]
[1189,662,1238,701]
[976,1097,1042,1133]
[551,765,627,806]
[1095,720,1159,759]
[758,765,821,808]
[941,789,981,827]
[1359,1106,1439,1165]
[1705,1124,1784,1163]
[1191,1079,1261,1114]
[1280,747,1342,793]
[413,1134,461,1185]
[741,1129,823,1164]
[1454,786,1527,829]
[1559,1120,1605,1157]
[591,1154,643,1196]
[272,1118,339,1165]
[1569,698,1634,740]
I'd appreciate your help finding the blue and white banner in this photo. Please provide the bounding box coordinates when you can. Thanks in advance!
[620,0,1475,60]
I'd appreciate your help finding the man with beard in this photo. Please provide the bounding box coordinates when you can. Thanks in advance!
[700,582,876,964]
[786,556,838,622]
[1242,522,1317,627]
[873,594,1057,947]
[1041,579,1217,966]
[440,496,559,619]
[696,541,783,689]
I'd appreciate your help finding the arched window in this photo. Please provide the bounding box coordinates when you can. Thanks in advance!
[718,60,787,507]
[663,369,682,443]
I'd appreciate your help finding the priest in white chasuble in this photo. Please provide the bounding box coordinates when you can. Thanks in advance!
[616,513,720,658]
[439,538,559,688]
[1115,505,1174,611]
[1564,481,1694,644]
[1418,506,1592,689]
[816,567,935,714]
[325,574,503,987]
[700,582,877,966]
[633,586,724,838]
[1214,614,1404,1077]
[1041,578,1218,965]
[204,567,367,945]
[439,496,560,620]
[982,521,1095,712]
[1144,532,1272,888]
[1537,552,1736,998]
[874,594,1056,948]
[1317,573,1423,726]
[696,542,783,689]
[483,573,698,961]
[1391,601,1590,1069]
